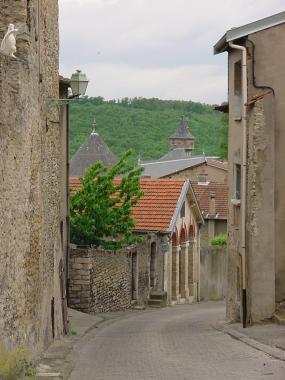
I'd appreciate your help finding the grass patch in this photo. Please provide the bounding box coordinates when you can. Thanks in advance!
[0,343,35,379]
[210,234,227,247]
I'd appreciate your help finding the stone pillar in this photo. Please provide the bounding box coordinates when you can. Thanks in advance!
[69,248,92,313]
[188,242,194,297]
[192,239,200,301]
[172,245,180,300]
[167,248,173,304]
[180,242,189,299]
[164,249,169,293]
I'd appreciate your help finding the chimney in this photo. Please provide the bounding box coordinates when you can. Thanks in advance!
[209,192,216,215]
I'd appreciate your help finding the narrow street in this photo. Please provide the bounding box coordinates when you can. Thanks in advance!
[69,302,285,380]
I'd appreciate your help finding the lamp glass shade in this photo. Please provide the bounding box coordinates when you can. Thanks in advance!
[70,70,89,97]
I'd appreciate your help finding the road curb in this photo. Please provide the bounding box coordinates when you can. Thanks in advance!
[215,323,285,361]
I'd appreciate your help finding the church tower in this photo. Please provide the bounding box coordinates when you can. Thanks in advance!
[169,116,195,156]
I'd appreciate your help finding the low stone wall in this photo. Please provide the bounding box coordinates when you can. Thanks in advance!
[69,242,149,314]
[90,249,132,313]
[200,247,226,301]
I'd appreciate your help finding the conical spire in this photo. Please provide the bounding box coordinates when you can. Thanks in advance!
[170,115,195,140]
[169,116,195,155]
[70,119,117,176]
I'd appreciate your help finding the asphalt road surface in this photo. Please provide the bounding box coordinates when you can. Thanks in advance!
[69,302,285,380]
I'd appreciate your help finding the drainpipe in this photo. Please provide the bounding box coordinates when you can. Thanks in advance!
[66,102,70,305]
[229,41,248,328]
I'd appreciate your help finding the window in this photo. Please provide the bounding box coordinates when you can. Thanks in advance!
[197,174,209,185]
[234,60,242,120]
[234,164,241,200]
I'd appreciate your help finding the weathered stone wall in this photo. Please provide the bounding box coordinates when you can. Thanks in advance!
[249,25,285,303]
[199,220,227,302]
[246,96,275,321]
[227,42,276,322]
[200,247,226,301]
[90,249,132,313]
[0,0,65,353]
[69,242,150,313]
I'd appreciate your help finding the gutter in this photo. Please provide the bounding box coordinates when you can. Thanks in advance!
[228,41,248,328]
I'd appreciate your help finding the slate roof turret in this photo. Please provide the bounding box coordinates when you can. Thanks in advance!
[169,116,195,140]
[70,120,117,176]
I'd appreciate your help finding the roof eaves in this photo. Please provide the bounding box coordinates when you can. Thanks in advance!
[160,160,207,178]
[207,162,228,172]
[188,183,204,225]
[214,11,285,55]
[213,33,227,55]
[167,180,190,236]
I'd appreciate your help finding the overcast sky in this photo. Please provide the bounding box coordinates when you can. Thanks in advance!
[59,0,284,104]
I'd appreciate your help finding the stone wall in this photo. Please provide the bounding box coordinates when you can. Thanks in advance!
[200,247,226,301]
[69,242,150,313]
[0,0,66,353]
[227,40,276,322]
[90,249,132,313]
[246,96,275,321]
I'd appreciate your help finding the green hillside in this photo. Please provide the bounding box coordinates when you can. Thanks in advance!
[69,97,225,161]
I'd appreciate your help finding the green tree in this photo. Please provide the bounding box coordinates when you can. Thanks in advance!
[218,113,229,160]
[69,96,224,160]
[70,150,144,249]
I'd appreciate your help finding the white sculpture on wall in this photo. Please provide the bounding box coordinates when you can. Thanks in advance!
[0,24,18,58]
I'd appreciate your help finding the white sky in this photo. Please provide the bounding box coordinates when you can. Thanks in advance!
[59,0,284,104]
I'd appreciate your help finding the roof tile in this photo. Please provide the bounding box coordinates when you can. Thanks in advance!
[69,177,185,232]
[191,181,228,220]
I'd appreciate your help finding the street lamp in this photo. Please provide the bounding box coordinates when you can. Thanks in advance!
[69,70,89,98]
[47,70,89,109]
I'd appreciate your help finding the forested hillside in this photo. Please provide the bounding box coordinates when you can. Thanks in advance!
[70,97,226,160]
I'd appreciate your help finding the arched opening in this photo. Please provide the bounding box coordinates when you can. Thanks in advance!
[189,225,195,241]
[150,242,156,288]
[172,231,178,246]
[180,227,187,244]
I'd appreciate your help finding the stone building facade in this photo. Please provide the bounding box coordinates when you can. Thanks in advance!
[166,159,228,184]
[0,0,68,353]
[69,177,204,311]
[139,117,228,183]
[214,11,285,324]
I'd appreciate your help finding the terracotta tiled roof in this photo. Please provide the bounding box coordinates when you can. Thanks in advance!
[69,176,82,195]
[191,181,228,220]
[133,178,185,232]
[69,177,186,232]
[207,159,228,171]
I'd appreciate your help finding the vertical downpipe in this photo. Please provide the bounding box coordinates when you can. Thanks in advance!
[51,297,55,339]
[229,42,248,328]
[66,102,70,305]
